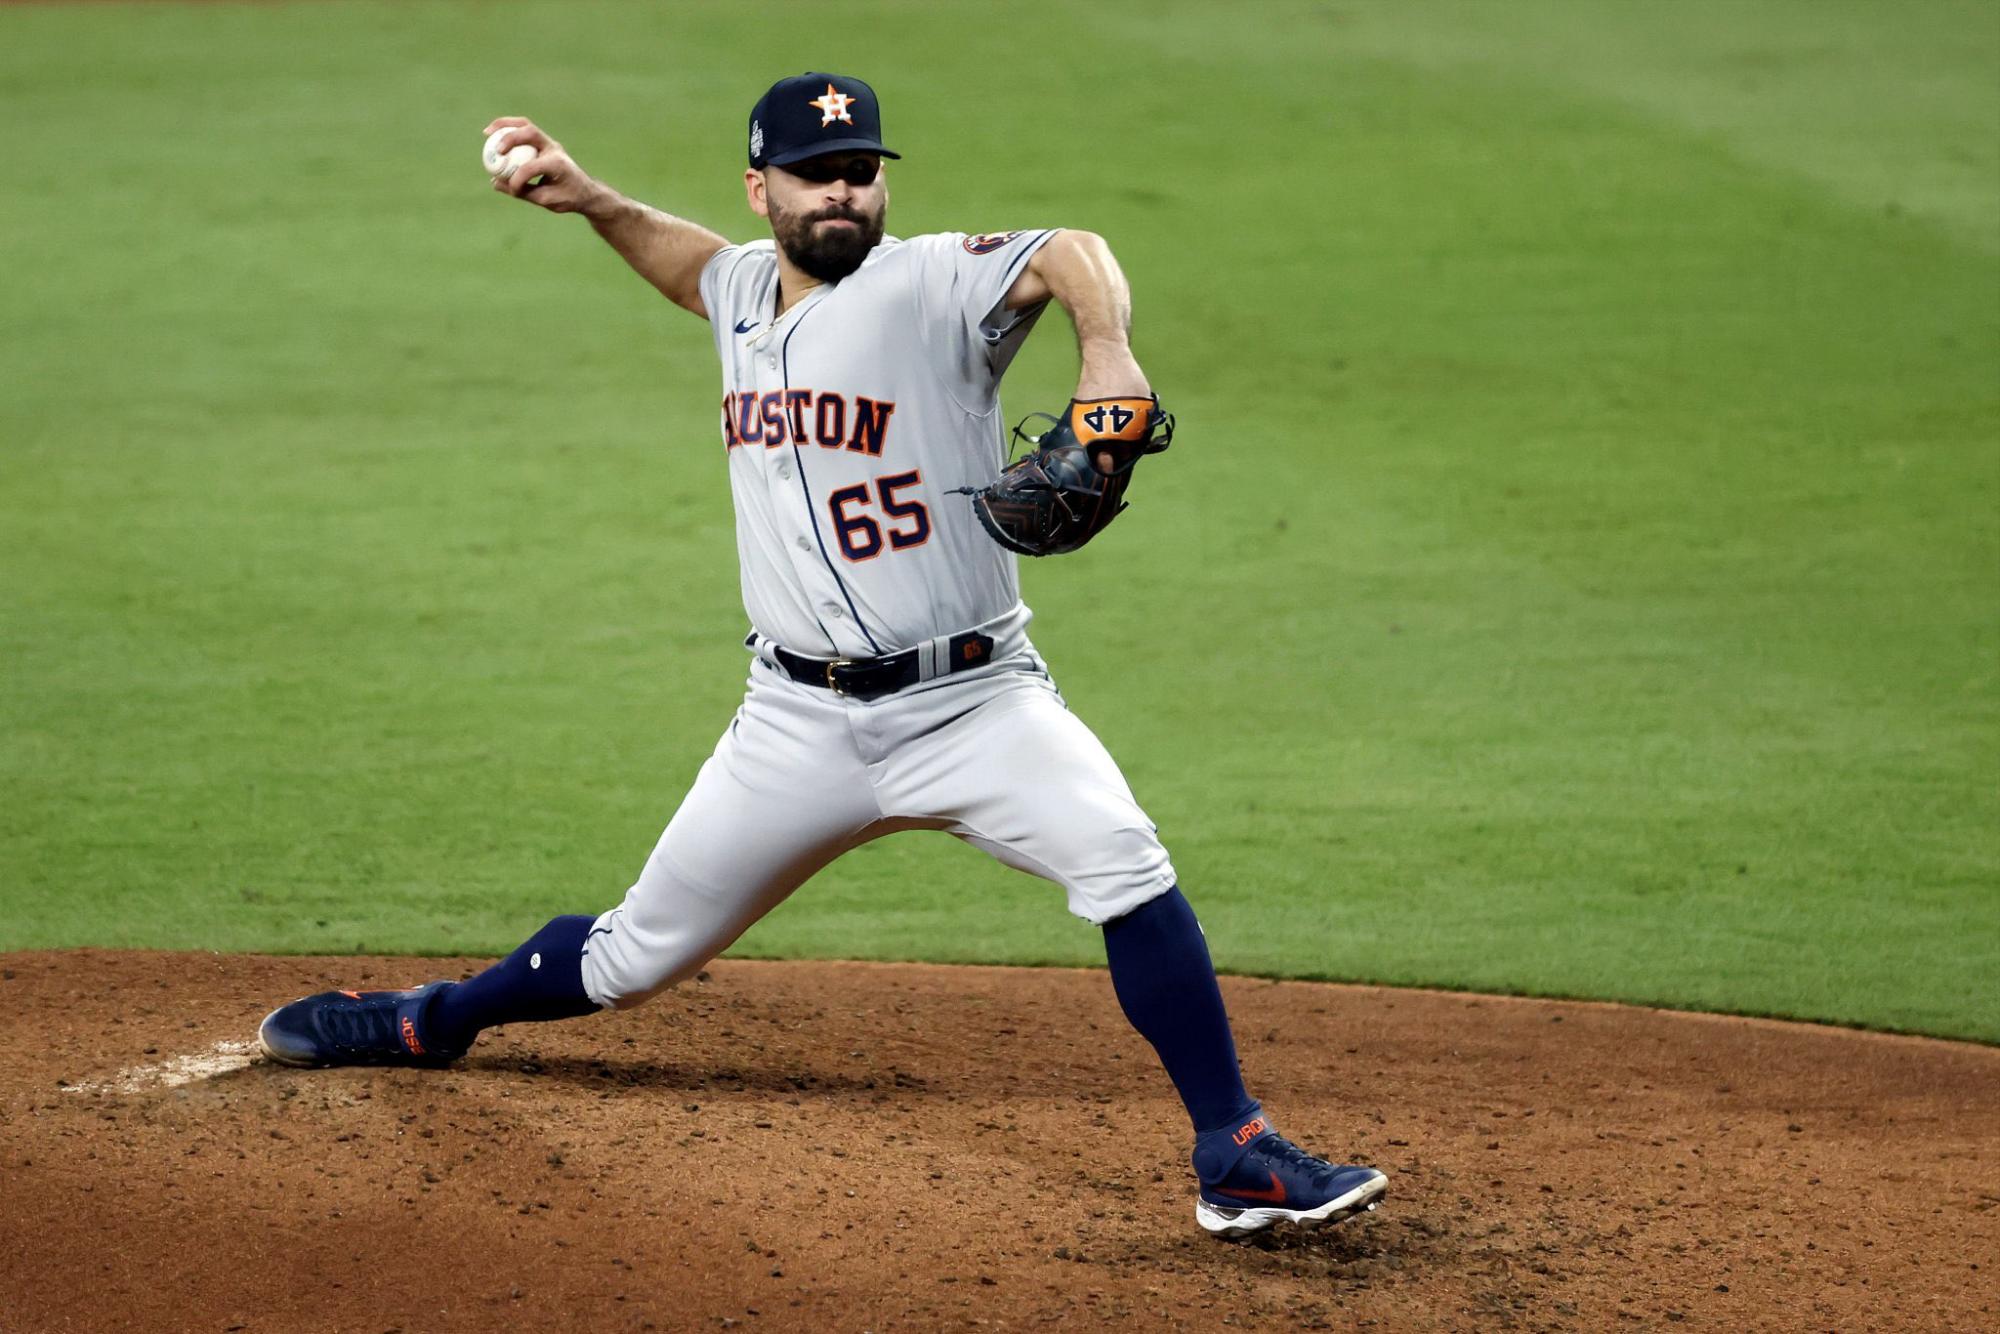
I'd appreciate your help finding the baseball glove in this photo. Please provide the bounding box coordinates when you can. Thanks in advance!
[958,395,1175,556]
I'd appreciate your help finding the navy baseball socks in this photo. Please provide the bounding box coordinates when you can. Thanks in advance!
[1101,886,1387,1237]
[423,913,601,1050]
[257,914,600,1068]
[1101,886,1257,1129]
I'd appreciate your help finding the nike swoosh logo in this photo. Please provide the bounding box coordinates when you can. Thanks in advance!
[1222,1171,1290,1204]
[733,318,758,334]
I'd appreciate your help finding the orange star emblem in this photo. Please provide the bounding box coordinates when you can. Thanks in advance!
[809,83,856,127]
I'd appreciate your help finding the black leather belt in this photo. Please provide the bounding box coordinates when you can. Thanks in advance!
[769,631,996,700]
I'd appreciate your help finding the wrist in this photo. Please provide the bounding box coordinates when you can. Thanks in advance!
[1075,346,1149,401]
[576,181,625,223]
[1076,332,1133,361]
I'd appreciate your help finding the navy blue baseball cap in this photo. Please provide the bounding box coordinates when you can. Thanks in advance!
[748,72,901,169]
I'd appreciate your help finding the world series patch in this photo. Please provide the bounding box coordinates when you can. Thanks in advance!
[962,231,1023,254]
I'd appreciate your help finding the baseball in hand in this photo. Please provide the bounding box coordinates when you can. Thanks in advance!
[482,129,538,182]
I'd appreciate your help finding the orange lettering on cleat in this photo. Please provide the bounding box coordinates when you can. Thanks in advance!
[400,1015,426,1055]
[338,990,362,999]
[1231,1116,1268,1146]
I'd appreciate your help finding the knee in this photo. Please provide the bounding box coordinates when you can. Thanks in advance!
[579,906,716,1009]
[1064,827,1178,925]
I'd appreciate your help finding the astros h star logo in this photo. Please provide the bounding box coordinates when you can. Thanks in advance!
[809,83,856,127]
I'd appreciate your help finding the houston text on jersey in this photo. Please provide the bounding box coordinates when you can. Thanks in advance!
[721,389,896,456]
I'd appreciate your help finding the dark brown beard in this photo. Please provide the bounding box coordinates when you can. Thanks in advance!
[768,195,885,283]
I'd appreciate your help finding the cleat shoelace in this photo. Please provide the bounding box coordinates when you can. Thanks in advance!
[1256,1135,1343,1190]
[320,996,403,1057]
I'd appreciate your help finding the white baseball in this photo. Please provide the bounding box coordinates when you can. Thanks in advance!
[482,129,538,181]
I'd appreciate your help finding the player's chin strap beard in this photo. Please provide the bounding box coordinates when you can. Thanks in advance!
[773,202,883,283]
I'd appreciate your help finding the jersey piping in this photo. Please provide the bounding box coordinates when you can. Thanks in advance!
[781,295,885,655]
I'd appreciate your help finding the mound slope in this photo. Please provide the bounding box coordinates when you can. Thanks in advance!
[1,952,1994,1331]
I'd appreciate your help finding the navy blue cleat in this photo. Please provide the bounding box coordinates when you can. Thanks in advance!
[1193,1108,1388,1240]
[257,981,465,1069]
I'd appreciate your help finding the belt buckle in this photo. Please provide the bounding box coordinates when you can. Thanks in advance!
[824,658,856,696]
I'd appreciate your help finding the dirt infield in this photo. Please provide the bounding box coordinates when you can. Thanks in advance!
[2,952,1995,1331]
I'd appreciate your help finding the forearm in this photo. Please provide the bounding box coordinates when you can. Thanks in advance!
[581,192,730,317]
[482,118,729,317]
[1030,230,1150,399]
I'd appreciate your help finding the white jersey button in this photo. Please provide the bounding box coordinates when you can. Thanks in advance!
[775,461,794,479]
[796,536,813,552]
[822,603,844,619]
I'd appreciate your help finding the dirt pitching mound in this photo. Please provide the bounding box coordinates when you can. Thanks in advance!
[2,951,1995,1331]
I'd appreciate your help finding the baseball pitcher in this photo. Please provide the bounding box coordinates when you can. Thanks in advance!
[258,73,1387,1240]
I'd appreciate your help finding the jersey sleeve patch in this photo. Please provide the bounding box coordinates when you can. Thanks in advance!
[962,231,1024,255]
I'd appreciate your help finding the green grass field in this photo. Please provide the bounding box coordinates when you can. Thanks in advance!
[3,0,1995,1040]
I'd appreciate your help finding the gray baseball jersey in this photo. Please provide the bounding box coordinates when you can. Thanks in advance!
[697,229,1057,657]
[575,223,1177,1009]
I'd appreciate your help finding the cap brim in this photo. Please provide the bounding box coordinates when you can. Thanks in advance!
[766,139,902,166]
